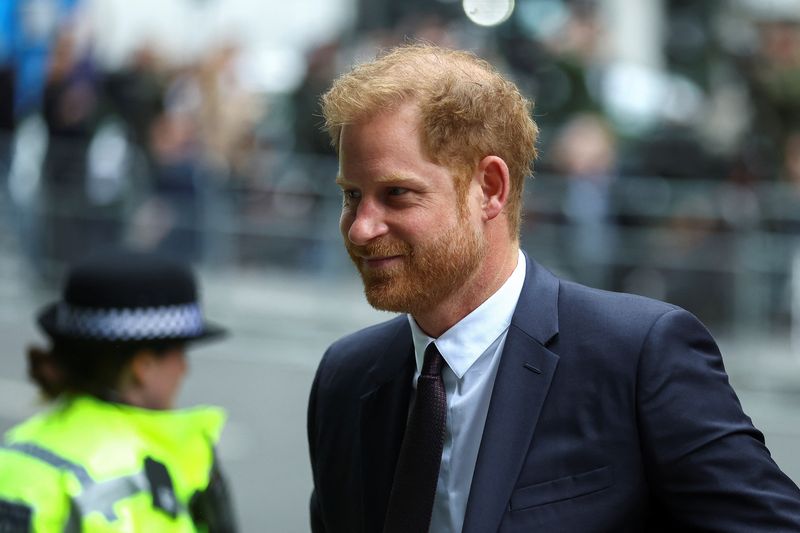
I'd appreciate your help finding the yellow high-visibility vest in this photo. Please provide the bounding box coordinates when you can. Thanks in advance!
[0,394,226,532]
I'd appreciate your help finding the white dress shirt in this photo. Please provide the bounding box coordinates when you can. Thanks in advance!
[407,250,526,532]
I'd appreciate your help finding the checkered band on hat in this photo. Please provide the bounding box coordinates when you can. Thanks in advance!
[55,302,205,341]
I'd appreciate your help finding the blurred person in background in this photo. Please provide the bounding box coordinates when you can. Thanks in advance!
[39,23,109,266]
[307,43,800,533]
[551,112,618,289]
[103,44,166,153]
[127,110,205,261]
[291,40,341,159]
[0,250,237,532]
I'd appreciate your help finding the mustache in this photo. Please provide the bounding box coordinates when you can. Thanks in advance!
[345,238,412,258]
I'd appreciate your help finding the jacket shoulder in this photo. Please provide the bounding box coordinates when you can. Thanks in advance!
[321,315,409,372]
[549,278,702,369]
[558,279,681,325]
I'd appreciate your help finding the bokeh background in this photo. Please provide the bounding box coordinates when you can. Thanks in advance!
[2,0,800,531]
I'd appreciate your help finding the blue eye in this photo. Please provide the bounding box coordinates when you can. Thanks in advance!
[387,187,408,196]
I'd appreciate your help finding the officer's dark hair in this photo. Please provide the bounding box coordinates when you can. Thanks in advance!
[28,339,183,401]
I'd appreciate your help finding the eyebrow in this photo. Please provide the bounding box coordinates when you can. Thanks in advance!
[335,173,427,188]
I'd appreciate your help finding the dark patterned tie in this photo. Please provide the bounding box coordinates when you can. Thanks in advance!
[383,342,447,533]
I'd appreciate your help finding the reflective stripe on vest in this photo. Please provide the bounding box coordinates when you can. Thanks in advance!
[2,442,91,484]
[0,442,185,522]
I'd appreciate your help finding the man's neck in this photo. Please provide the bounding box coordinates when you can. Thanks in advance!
[413,244,519,337]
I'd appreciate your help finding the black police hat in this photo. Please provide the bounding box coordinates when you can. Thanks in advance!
[37,249,226,344]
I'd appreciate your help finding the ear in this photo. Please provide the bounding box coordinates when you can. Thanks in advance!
[476,155,510,221]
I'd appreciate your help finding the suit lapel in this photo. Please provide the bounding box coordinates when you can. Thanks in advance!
[462,254,561,533]
[359,319,415,533]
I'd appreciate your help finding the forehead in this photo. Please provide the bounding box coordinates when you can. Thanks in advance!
[340,103,422,155]
[336,103,438,183]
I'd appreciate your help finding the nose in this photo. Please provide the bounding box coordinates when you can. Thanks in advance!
[343,200,389,246]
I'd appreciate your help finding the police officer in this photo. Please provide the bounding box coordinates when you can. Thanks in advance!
[0,249,237,532]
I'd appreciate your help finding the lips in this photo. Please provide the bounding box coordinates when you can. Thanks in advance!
[361,255,403,269]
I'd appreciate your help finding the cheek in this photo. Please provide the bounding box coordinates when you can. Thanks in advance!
[163,355,187,389]
[177,356,188,379]
[339,210,353,236]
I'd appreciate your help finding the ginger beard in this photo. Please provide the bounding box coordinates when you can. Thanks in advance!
[345,215,486,315]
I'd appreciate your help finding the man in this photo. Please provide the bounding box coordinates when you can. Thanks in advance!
[307,44,800,532]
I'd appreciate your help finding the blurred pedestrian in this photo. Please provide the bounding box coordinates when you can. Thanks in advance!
[551,112,618,288]
[307,43,800,532]
[0,249,237,532]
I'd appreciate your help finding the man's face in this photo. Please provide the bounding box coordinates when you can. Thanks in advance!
[337,103,486,315]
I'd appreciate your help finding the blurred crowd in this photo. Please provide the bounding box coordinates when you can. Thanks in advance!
[1,0,800,327]
[1,0,268,270]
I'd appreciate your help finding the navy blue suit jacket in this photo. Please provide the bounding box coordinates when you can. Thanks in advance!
[307,254,800,532]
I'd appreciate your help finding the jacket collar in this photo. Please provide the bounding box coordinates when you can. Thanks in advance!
[510,251,559,345]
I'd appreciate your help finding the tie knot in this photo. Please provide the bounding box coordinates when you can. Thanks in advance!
[421,343,444,376]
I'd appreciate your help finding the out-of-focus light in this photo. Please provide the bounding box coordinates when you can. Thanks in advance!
[240,47,306,94]
[8,115,47,207]
[600,62,705,134]
[87,121,129,206]
[463,0,515,27]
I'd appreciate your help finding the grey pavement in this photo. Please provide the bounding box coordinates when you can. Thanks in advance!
[2,253,800,532]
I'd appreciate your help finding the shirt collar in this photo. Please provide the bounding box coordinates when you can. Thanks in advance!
[408,250,526,379]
